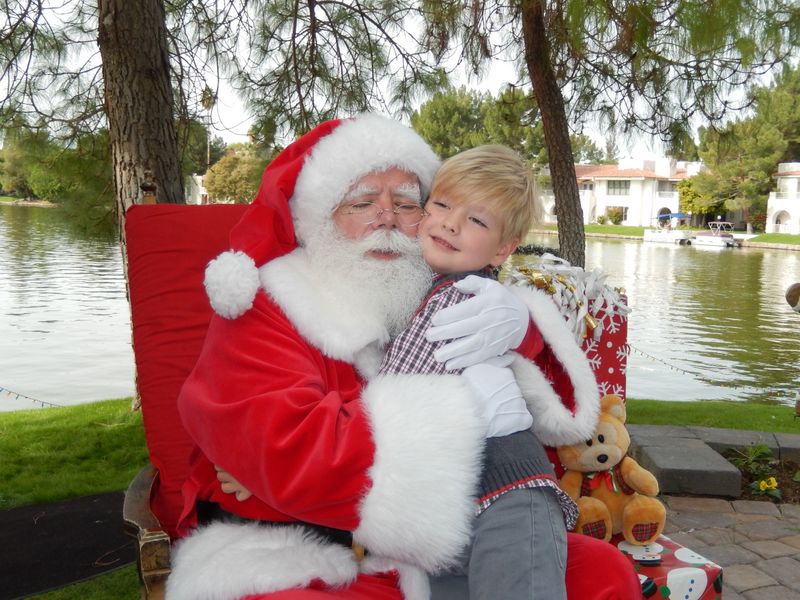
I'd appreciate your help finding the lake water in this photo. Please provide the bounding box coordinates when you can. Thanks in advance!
[1,204,799,411]
[0,205,134,411]
[523,232,800,406]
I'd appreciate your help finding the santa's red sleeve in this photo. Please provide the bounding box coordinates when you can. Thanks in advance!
[177,291,486,572]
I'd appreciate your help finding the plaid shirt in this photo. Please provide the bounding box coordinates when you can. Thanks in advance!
[378,273,470,376]
[378,272,578,528]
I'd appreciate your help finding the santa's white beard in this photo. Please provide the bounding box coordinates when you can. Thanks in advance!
[303,225,432,338]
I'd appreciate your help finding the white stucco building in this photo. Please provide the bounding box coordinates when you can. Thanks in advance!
[540,158,703,227]
[185,174,208,205]
[765,163,800,234]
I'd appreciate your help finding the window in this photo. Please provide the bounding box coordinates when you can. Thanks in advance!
[607,180,630,196]
[657,181,675,192]
[779,178,798,194]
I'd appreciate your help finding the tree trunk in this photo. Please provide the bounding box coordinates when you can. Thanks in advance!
[97,0,183,219]
[520,0,585,268]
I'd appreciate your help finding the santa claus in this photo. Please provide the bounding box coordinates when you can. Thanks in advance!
[167,114,640,599]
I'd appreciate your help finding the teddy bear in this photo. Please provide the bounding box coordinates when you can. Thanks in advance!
[556,394,666,546]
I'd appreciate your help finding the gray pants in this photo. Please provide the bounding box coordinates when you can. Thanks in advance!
[430,488,568,600]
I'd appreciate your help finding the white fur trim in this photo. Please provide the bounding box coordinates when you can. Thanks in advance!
[509,286,600,447]
[362,556,431,600]
[204,250,260,319]
[354,373,485,572]
[292,114,440,245]
[261,249,391,362]
[353,341,386,380]
[166,522,358,600]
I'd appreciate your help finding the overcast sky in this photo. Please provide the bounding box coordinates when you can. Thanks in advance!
[211,59,667,158]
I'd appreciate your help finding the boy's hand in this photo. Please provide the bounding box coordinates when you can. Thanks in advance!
[215,465,253,501]
[426,276,529,370]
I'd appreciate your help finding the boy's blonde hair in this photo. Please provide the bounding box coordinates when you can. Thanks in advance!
[430,144,541,243]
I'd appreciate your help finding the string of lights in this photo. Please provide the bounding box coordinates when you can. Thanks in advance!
[0,385,63,408]
[627,344,798,401]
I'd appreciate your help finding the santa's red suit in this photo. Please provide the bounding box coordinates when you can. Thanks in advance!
[167,115,641,600]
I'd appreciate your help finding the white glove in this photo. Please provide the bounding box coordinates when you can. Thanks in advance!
[426,276,530,370]
[462,362,533,438]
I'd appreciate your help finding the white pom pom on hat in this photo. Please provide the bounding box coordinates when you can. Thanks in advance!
[204,251,260,319]
[203,114,440,319]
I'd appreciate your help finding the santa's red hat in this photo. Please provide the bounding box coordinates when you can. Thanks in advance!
[204,114,440,319]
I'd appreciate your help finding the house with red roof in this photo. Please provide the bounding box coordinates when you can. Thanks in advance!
[766,163,800,234]
[540,157,702,227]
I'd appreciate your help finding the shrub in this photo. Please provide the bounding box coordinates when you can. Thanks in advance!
[727,443,776,480]
[606,207,624,225]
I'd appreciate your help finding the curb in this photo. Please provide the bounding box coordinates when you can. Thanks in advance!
[628,425,800,498]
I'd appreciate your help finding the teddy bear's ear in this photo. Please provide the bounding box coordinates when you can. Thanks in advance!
[600,394,626,423]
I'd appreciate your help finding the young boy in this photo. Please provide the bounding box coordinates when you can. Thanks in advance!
[377,144,577,599]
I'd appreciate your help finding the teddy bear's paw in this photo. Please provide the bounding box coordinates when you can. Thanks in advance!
[579,519,609,541]
[629,522,661,544]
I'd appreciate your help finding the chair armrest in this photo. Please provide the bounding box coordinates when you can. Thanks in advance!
[124,463,163,532]
[124,463,170,599]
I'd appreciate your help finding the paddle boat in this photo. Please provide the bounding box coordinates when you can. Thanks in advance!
[692,221,741,248]
[643,213,693,245]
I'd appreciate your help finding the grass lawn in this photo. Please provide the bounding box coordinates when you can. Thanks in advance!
[584,224,644,237]
[5,396,798,598]
[0,398,148,510]
[532,224,646,236]
[28,565,139,600]
[534,226,800,246]
[749,233,800,245]
[626,398,798,433]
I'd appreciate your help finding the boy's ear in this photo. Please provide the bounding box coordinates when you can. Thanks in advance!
[490,237,520,267]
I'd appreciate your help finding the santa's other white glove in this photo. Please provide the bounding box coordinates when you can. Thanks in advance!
[462,362,533,438]
[426,275,529,370]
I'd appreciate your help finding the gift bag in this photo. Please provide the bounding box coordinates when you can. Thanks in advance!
[506,254,630,399]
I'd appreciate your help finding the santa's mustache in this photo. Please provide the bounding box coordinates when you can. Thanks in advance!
[351,229,422,256]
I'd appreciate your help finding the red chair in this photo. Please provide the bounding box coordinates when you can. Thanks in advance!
[122,203,247,598]
[122,204,720,599]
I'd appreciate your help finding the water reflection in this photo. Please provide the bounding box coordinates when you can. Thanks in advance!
[518,234,800,406]
[0,205,134,411]
[2,208,798,411]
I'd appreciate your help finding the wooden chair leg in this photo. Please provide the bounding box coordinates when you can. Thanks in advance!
[124,463,171,599]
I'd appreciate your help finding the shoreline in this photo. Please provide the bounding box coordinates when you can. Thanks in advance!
[741,240,800,251]
[0,199,56,208]
[530,228,800,251]
[2,206,797,248]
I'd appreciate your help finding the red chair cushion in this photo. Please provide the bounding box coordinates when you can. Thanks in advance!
[125,203,247,537]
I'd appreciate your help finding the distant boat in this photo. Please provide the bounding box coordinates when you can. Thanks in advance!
[643,213,693,245]
[643,228,694,245]
[692,222,741,248]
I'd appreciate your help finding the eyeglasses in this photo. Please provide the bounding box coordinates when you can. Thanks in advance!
[335,201,427,226]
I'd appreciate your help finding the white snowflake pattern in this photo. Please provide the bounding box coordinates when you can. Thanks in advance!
[606,318,620,334]
[603,310,628,333]
[598,381,611,394]
[583,339,598,356]
[615,345,629,361]
[611,383,625,396]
